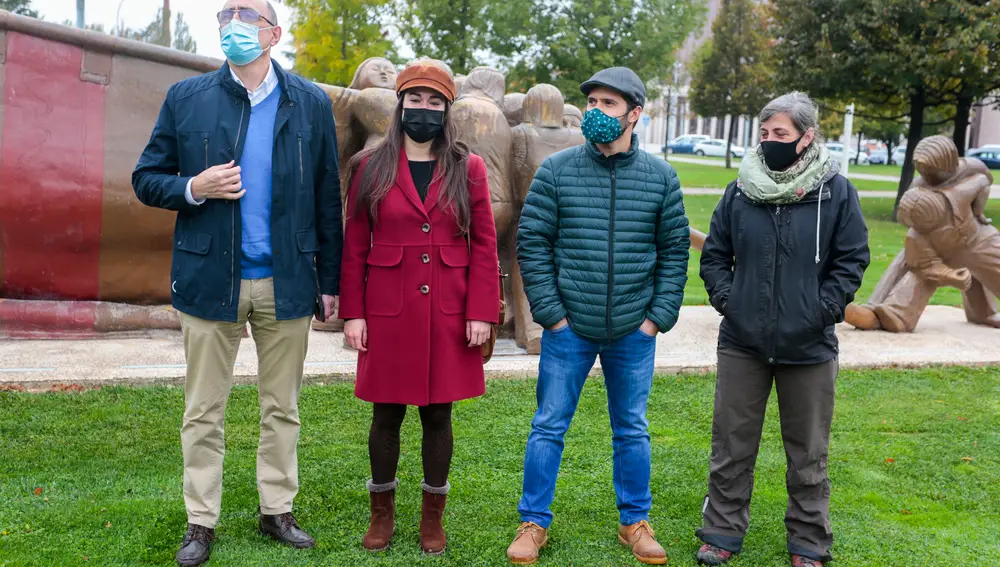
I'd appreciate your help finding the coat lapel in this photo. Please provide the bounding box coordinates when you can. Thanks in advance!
[396,149,429,218]
[422,162,444,214]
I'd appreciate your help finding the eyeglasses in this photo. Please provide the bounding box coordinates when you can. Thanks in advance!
[217,8,274,27]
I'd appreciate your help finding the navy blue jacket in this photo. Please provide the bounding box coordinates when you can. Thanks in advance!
[700,175,870,364]
[133,61,342,322]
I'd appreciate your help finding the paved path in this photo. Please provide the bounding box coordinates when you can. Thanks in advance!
[666,155,1000,192]
[1,306,997,390]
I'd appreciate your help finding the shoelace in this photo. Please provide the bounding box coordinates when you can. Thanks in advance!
[279,513,300,531]
[185,525,213,544]
[516,522,543,540]
[630,520,656,539]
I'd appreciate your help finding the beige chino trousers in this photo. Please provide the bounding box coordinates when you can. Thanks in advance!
[179,278,311,528]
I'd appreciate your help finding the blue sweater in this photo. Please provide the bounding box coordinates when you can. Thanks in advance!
[239,86,281,279]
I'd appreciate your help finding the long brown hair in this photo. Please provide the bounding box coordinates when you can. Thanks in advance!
[347,96,472,234]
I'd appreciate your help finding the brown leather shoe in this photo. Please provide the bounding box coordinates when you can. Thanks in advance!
[258,510,315,549]
[506,522,548,565]
[618,520,667,565]
[362,480,396,551]
[419,482,449,554]
[176,524,214,567]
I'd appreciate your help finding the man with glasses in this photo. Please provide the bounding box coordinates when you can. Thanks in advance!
[132,1,342,565]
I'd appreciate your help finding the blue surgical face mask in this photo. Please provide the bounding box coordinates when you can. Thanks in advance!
[220,19,272,67]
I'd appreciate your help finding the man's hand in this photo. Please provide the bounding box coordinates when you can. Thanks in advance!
[322,295,338,322]
[191,161,244,201]
[640,318,659,336]
[549,318,568,331]
[467,320,492,347]
[345,318,367,352]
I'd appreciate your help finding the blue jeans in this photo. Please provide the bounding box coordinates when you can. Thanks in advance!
[518,324,658,528]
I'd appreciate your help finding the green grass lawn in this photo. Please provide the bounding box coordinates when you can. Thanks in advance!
[1,368,997,566]
[675,154,905,178]
[681,195,1000,307]
[670,161,901,192]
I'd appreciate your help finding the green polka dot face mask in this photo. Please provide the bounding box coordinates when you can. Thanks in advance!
[580,108,629,144]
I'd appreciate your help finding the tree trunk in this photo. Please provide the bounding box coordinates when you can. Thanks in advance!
[953,94,973,156]
[341,7,347,60]
[855,131,863,163]
[725,114,736,169]
[162,0,170,48]
[893,87,925,221]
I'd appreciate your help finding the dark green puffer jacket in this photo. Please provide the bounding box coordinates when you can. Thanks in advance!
[516,134,690,343]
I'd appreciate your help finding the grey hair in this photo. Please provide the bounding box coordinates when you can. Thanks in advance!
[759,91,823,141]
[265,1,277,26]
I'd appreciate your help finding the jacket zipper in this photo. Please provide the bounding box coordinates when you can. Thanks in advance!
[767,204,782,361]
[229,101,246,307]
[203,138,209,169]
[606,159,617,343]
[298,134,303,187]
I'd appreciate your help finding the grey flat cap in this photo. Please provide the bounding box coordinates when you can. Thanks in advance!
[580,67,646,108]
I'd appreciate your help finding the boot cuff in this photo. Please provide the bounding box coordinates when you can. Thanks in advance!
[366,478,399,493]
[420,480,451,495]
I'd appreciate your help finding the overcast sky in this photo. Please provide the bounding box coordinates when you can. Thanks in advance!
[30,0,297,68]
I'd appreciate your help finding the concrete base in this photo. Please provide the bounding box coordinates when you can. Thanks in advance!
[1,306,999,390]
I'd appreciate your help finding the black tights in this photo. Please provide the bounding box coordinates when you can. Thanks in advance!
[369,403,453,488]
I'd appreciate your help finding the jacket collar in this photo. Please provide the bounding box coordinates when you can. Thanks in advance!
[218,58,293,107]
[584,133,640,169]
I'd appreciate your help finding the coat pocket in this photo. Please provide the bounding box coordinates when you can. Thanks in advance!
[172,233,213,301]
[438,245,470,315]
[365,245,404,317]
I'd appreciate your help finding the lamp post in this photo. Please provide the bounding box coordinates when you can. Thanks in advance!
[76,0,85,28]
[664,61,682,160]
[116,0,127,35]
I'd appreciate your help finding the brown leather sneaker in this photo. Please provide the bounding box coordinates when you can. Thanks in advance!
[618,520,667,565]
[506,522,548,565]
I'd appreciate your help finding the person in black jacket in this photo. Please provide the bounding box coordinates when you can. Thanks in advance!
[695,92,870,567]
[132,2,341,565]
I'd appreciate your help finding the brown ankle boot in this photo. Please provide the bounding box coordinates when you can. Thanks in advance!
[362,479,397,551]
[419,481,449,554]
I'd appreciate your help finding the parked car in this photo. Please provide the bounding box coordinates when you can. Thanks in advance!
[968,148,1000,170]
[694,139,745,158]
[868,149,889,165]
[892,146,907,165]
[665,134,711,155]
[826,142,869,165]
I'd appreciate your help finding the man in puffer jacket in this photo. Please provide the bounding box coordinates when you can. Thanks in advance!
[506,67,690,566]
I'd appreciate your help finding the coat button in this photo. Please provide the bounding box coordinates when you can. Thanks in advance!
[421,253,430,263]
[421,223,431,233]
[420,285,430,294]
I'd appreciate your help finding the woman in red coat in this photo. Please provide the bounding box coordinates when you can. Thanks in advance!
[338,63,500,555]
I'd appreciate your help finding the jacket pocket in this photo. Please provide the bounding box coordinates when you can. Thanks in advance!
[438,245,470,315]
[172,233,213,301]
[365,245,404,317]
[296,229,319,253]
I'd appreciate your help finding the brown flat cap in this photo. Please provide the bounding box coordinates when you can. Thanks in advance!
[396,64,457,102]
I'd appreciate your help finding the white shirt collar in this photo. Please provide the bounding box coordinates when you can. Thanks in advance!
[229,60,278,107]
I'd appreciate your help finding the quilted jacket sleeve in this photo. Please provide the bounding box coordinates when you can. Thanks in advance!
[647,167,690,332]
[516,159,567,329]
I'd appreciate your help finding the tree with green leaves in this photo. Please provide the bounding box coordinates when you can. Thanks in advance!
[393,0,535,76]
[72,9,197,53]
[688,0,774,168]
[771,0,1000,215]
[506,0,705,107]
[0,0,37,18]
[286,0,397,86]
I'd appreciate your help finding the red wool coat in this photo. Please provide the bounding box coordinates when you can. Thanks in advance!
[339,150,500,406]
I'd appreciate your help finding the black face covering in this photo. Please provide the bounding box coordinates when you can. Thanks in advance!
[402,108,445,143]
[760,135,804,171]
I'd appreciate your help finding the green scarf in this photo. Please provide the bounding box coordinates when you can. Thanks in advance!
[737,143,836,204]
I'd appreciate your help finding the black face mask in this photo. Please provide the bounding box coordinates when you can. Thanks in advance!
[760,135,804,171]
[402,108,445,143]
